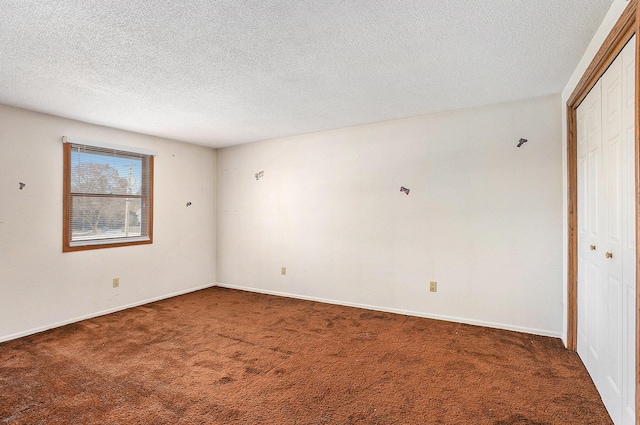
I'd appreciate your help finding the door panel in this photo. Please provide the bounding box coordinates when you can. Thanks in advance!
[579,79,605,373]
[620,36,636,425]
[606,274,622,397]
[606,136,622,245]
[577,81,590,358]
[578,257,587,352]
[624,284,636,424]
[587,82,603,241]
[587,261,602,363]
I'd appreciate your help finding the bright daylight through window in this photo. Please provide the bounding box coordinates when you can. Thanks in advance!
[63,140,154,252]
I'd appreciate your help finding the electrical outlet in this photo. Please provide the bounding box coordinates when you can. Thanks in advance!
[281,267,287,276]
[113,277,120,288]
[429,281,437,292]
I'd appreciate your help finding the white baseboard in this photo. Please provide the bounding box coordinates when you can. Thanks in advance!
[215,282,562,339]
[0,283,217,343]
[1,282,561,343]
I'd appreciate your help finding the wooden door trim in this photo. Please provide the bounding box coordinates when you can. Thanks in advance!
[566,0,638,423]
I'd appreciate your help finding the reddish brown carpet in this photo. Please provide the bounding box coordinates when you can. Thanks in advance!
[0,287,611,424]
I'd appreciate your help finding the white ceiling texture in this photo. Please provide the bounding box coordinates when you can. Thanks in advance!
[0,0,614,148]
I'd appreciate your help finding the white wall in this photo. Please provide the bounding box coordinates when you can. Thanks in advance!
[217,94,563,337]
[561,0,629,345]
[0,105,217,342]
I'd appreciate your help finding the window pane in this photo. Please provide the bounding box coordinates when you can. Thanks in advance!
[71,149,143,196]
[70,196,143,241]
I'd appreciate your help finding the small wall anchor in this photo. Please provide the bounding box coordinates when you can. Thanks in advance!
[517,138,528,147]
[186,202,192,207]
[19,182,25,190]
[400,186,410,195]
[255,170,264,181]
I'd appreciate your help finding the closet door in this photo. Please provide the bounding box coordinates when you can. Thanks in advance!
[576,36,636,425]
[619,36,636,425]
[577,77,606,392]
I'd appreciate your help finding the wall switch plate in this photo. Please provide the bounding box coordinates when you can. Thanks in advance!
[281,267,287,275]
[429,281,437,292]
[113,277,120,288]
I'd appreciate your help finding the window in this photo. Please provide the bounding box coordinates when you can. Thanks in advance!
[63,139,154,252]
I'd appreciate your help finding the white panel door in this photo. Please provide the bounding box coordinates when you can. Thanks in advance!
[577,78,606,381]
[601,42,624,423]
[577,36,636,425]
[619,36,636,425]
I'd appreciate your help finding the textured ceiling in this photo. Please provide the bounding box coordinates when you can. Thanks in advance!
[0,0,614,148]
